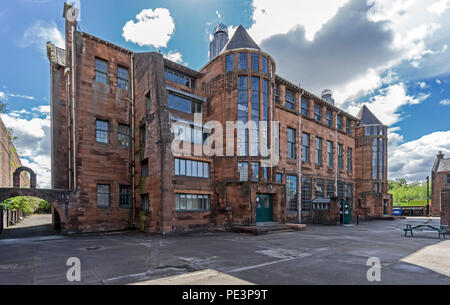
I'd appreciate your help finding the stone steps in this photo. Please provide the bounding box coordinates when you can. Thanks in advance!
[230,223,306,235]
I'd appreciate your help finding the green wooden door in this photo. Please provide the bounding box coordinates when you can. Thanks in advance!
[256,194,273,222]
[340,198,352,224]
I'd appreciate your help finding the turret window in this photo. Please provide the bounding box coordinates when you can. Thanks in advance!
[239,53,248,70]
[226,54,234,71]
[251,53,260,71]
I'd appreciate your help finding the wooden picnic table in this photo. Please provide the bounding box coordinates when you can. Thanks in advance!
[403,223,448,239]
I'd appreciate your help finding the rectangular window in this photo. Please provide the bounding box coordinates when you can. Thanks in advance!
[373,183,378,193]
[146,93,151,112]
[287,175,298,211]
[302,133,310,162]
[119,185,131,207]
[164,68,196,89]
[327,141,333,168]
[365,126,371,136]
[141,159,149,178]
[176,194,210,211]
[251,162,259,182]
[326,110,333,128]
[314,104,322,121]
[238,162,249,182]
[262,167,268,181]
[117,66,129,90]
[301,97,309,116]
[118,124,130,148]
[140,125,146,146]
[336,115,343,131]
[168,93,202,114]
[337,181,345,198]
[262,56,268,73]
[251,53,260,71]
[275,85,280,104]
[174,158,210,178]
[250,77,260,157]
[301,177,312,211]
[338,144,343,170]
[141,194,149,212]
[95,58,108,84]
[276,173,282,184]
[346,119,351,135]
[96,120,109,144]
[285,90,295,110]
[239,53,248,70]
[315,179,324,199]
[238,76,248,156]
[326,180,335,198]
[373,138,378,180]
[316,137,323,166]
[97,184,110,207]
[347,148,353,172]
[226,54,234,72]
[287,128,296,159]
[347,183,354,208]
[447,174,450,185]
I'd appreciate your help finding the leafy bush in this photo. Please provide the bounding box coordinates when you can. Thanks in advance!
[0,197,51,215]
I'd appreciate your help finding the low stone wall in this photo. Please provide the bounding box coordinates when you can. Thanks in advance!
[442,189,450,226]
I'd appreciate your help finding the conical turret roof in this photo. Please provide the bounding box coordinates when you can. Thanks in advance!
[221,25,260,53]
[356,105,383,125]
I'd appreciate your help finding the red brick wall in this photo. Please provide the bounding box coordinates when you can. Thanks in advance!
[432,170,450,216]
[441,188,450,226]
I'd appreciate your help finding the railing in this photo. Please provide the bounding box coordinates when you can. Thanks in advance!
[0,208,24,233]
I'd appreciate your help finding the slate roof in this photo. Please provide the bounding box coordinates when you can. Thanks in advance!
[436,158,450,173]
[356,105,383,125]
[221,25,261,53]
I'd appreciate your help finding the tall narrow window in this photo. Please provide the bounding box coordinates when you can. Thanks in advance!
[347,148,353,172]
[97,184,110,207]
[380,139,384,180]
[446,174,450,185]
[96,120,109,144]
[238,76,248,156]
[336,115,343,131]
[238,53,248,70]
[262,56,268,73]
[250,76,260,157]
[327,180,335,198]
[315,179,324,199]
[140,125,146,146]
[275,85,280,104]
[287,175,298,211]
[302,133,310,162]
[301,97,309,116]
[262,167,268,181]
[316,137,322,166]
[238,162,248,182]
[326,110,333,128]
[276,173,282,184]
[95,58,108,84]
[373,138,378,180]
[141,159,149,178]
[262,80,269,157]
[327,141,333,168]
[118,124,130,148]
[287,128,296,159]
[119,185,131,207]
[226,54,234,71]
[301,177,312,211]
[251,162,259,182]
[146,92,151,112]
[117,66,129,90]
[141,194,149,212]
[338,144,343,170]
[285,90,295,110]
[346,119,352,135]
[314,104,322,121]
[251,53,260,71]
[337,181,345,198]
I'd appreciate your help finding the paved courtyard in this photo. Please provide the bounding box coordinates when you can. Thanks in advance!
[0,218,449,285]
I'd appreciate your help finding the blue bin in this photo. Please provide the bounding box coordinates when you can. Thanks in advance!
[392,208,402,216]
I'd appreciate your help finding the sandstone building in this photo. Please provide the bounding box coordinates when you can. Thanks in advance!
[47,4,392,233]
[431,151,450,219]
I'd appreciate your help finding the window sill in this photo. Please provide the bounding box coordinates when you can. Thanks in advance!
[176,210,211,213]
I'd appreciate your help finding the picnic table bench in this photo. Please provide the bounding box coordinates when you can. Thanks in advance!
[403,223,448,239]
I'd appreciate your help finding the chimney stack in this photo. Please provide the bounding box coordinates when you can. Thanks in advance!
[437,151,445,159]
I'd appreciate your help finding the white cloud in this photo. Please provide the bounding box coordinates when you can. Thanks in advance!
[440,99,450,105]
[417,81,428,89]
[20,20,64,54]
[1,106,51,188]
[428,0,450,15]
[0,91,5,100]
[436,79,442,84]
[164,51,184,64]
[389,131,450,181]
[346,83,430,126]
[122,8,175,48]
[248,0,349,42]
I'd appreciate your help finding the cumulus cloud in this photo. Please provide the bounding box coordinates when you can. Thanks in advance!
[122,8,175,48]
[346,83,430,126]
[20,20,64,54]
[388,131,450,181]
[260,0,401,98]
[164,51,184,64]
[1,106,51,188]
[440,99,450,105]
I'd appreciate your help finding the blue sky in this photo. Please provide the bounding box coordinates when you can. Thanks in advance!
[0,0,449,187]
